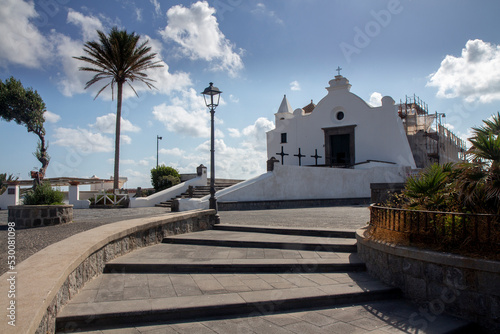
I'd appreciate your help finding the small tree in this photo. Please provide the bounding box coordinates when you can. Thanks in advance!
[0,77,50,182]
[151,165,180,192]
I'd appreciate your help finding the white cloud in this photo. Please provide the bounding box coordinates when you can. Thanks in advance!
[229,94,239,103]
[121,135,132,145]
[290,80,301,91]
[251,3,284,25]
[0,0,51,68]
[150,0,162,16]
[228,128,241,138]
[140,35,193,96]
[152,88,225,138]
[369,92,383,107]
[53,127,114,153]
[51,31,91,97]
[135,8,143,21]
[153,103,210,137]
[54,12,192,99]
[195,138,267,179]
[427,39,500,103]
[241,117,275,151]
[91,113,141,133]
[118,159,137,165]
[159,1,244,77]
[67,9,103,41]
[151,117,274,180]
[44,111,61,123]
[159,148,186,156]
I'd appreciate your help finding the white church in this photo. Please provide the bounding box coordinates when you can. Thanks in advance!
[267,74,416,170]
[176,72,468,211]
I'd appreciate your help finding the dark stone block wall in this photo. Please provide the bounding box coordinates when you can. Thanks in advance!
[8,205,73,228]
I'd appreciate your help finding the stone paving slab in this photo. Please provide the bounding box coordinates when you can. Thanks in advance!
[62,300,472,334]
[107,242,363,263]
[57,272,402,331]
[165,230,357,246]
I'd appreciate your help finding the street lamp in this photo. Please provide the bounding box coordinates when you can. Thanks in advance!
[156,135,162,168]
[201,82,222,212]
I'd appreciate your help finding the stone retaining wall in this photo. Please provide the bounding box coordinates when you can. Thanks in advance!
[0,210,215,334]
[356,227,500,332]
[8,205,73,228]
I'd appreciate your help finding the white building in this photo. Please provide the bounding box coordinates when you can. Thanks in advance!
[267,74,416,169]
[176,74,416,211]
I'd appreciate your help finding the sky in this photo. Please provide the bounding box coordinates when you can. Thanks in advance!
[1,0,500,189]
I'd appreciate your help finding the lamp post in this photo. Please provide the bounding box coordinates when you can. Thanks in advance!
[201,82,222,212]
[156,135,162,168]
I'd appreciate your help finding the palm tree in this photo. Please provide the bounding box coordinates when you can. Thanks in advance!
[455,113,500,214]
[74,27,163,190]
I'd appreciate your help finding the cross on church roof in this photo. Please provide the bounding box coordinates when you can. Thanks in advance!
[294,148,306,166]
[336,66,342,76]
[276,146,289,165]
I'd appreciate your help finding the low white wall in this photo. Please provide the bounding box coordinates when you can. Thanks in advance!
[177,164,409,211]
[0,184,20,210]
[129,171,207,208]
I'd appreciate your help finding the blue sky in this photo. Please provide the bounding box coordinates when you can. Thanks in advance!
[1,0,500,188]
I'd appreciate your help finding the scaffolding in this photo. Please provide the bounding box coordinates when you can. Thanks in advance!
[398,95,467,168]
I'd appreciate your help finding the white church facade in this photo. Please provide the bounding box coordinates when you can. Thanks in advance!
[266,74,417,170]
[176,73,425,211]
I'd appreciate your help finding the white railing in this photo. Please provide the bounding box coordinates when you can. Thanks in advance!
[93,190,128,206]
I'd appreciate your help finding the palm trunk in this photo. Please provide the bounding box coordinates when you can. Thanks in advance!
[114,82,123,191]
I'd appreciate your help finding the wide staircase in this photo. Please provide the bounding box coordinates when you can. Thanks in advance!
[155,179,242,208]
[55,224,473,333]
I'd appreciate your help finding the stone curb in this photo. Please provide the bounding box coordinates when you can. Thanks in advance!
[355,227,500,273]
[0,209,215,334]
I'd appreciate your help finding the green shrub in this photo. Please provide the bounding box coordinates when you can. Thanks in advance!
[23,182,64,205]
[151,165,181,191]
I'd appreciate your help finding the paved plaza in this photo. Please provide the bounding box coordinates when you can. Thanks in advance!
[0,206,369,275]
[1,206,476,333]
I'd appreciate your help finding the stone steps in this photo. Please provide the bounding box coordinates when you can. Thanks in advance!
[163,229,358,252]
[214,223,356,238]
[55,224,474,333]
[155,180,242,208]
[56,277,401,331]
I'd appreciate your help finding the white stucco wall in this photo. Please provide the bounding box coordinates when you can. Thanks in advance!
[129,167,207,208]
[176,164,409,211]
[267,75,416,169]
[0,184,20,210]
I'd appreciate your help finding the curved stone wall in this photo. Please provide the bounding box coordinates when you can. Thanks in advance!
[356,227,500,332]
[0,210,215,334]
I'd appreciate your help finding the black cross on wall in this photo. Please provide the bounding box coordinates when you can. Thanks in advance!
[294,148,306,166]
[311,149,322,166]
[276,146,289,165]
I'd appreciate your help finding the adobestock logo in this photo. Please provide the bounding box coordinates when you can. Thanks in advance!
[340,0,404,64]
